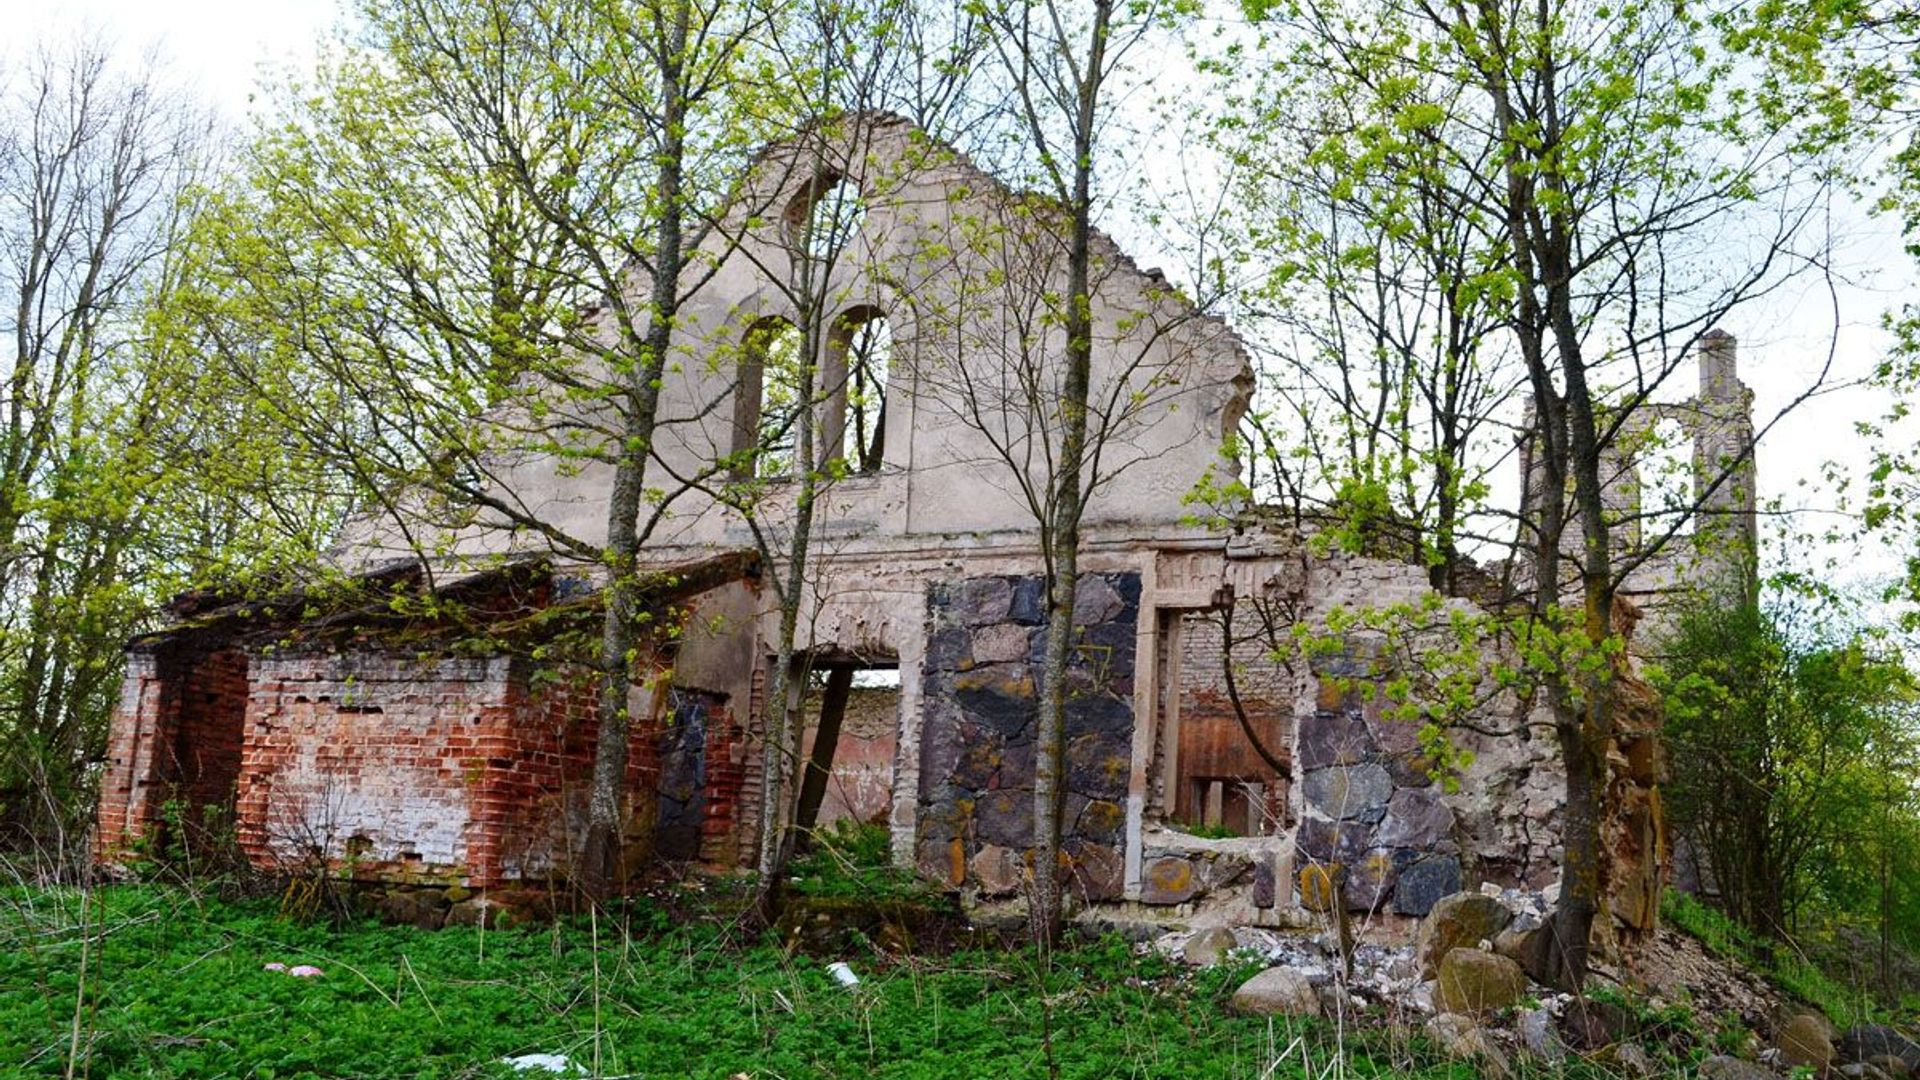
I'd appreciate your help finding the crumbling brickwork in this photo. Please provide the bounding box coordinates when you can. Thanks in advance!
[95,559,752,890]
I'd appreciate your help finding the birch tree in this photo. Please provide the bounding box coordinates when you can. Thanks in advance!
[0,37,236,846]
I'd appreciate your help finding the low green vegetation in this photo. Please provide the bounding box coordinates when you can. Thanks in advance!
[1661,888,1902,1027]
[1653,593,1920,1012]
[786,820,939,904]
[0,883,1384,1080]
[1,880,1750,1080]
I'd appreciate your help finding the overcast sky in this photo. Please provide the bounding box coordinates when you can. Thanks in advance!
[10,0,1914,591]
[13,0,341,114]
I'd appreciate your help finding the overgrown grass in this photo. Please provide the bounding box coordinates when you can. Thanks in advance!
[786,820,940,903]
[0,883,1390,1078]
[0,880,1765,1079]
[1660,888,1883,1026]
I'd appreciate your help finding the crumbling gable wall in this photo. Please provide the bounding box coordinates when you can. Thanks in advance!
[329,113,1252,570]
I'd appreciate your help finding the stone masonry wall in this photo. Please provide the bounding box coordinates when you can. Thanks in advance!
[1294,641,1464,917]
[1283,555,1565,918]
[916,572,1140,902]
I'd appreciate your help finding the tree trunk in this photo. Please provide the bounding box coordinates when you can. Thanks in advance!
[753,247,827,921]
[1028,0,1110,949]
[578,0,690,902]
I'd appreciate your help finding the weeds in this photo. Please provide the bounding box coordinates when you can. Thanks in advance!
[786,820,935,904]
[1662,889,1881,1026]
[0,881,1614,1080]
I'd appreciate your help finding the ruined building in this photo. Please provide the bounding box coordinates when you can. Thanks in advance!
[93,116,1755,930]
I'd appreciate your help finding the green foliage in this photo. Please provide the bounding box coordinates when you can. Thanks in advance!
[787,820,937,903]
[1180,821,1241,840]
[0,882,1603,1080]
[1651,591,1920,982]
[1662,889,1879,1026]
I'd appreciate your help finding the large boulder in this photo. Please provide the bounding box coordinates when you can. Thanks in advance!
[1230,967,1321,1018]
[1776,1013,1836,1071]
[1840,1026,1920,1073]
[1417,891,1514,977]
[1434,947,1528,1016]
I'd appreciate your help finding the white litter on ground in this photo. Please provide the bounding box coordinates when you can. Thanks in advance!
[502,1053,585,1076]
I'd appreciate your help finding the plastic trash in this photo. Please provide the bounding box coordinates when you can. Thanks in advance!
[288,965,324,978]
[502,1053,586,1076]
[262,962,287,972]
[826,961,860,987]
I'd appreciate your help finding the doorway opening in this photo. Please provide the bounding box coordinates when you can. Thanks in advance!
[793,658,900,847]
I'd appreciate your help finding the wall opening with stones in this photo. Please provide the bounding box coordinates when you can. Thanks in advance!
[916,572,1139,901]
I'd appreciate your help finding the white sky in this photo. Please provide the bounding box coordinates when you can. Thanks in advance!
[10,0,1914,594]
[11,0,343,115]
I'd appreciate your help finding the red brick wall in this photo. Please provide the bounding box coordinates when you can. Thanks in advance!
[94,652,171,857]
[93,647,250,859]
[172,651,249,815]
[698,693,747,865]
[234,654,516,882]
[483,663,669,886]
[101,641,753,888]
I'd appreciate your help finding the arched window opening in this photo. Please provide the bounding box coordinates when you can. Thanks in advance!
[1641,416,1694,539]
[785,172,867,265]
[733,317,803,480]
[828,307,891,474]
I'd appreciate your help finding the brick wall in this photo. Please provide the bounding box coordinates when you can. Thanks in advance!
[234,653,513,882]
[94,652,171,856]
[799,686,899,827]
[1174,606,1293,835]
[96,642,752,890]
[93,646,250,859]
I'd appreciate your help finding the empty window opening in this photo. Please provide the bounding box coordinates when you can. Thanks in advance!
[786,173,867,265]
[1641,417,1693,539]
[1171,609,1294,837]
[732,317,803,479]
[828,307,891,473]
[794,659,900,844]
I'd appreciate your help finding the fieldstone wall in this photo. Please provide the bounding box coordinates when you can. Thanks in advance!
[1293,639,1465,917]
[916,572,1140,901]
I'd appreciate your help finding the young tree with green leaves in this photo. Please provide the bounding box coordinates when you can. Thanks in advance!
[1234,0,1844,988]
[163,0,778,899]
[0,36,267,850]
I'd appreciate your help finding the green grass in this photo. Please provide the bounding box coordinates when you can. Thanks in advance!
[1660,889,1882,1027]
[1,883,1466,1080]
[0,881,1761,1079]
[786,820,941,904]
